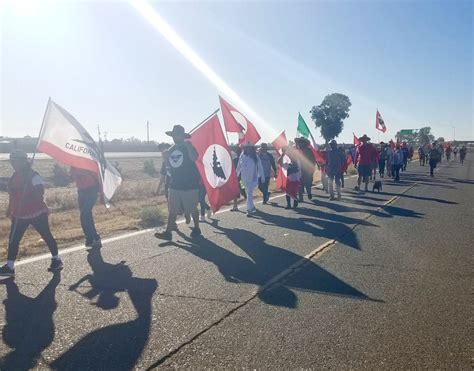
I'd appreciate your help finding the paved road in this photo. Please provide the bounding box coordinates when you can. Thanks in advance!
[0,154,472,370]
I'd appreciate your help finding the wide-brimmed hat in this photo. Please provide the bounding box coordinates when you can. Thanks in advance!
[242,141,257,148]
[295,137,310,144]
[10,149,28,161]
[359,134,371,142]
[165,125,191,139]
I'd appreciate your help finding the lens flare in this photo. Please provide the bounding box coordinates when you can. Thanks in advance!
[129,0,277,141]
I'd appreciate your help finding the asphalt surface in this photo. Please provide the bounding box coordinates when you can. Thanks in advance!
[0,154,472,370]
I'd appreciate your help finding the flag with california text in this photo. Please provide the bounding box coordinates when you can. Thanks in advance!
[37,98,122,203]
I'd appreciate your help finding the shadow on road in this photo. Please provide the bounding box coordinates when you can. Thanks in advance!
[51,248,157,371]
[0,272,61,370]
[254,208,364,250]
[169,228,381,309]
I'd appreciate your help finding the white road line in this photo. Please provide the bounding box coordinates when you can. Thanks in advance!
[16,175,361,267]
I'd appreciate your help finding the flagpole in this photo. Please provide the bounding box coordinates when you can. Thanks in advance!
[32,97,52,166]
[189,109,220,134]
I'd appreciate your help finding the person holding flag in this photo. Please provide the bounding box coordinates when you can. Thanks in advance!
[0,150,63,277]
[354,134,378,192]
[257,143,277,204]
[296,114,319,201]
[155,125,202,240]
[70,167,102,248]
[295,137,316,201]
[278,146,301,209]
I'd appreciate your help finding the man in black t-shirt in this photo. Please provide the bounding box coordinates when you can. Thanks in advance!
[155,125,201,241]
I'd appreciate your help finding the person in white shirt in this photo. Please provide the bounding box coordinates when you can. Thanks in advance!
[236,142,264,216]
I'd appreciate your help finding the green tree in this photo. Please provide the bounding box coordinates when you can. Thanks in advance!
[418,127,435,145]
[310,93,351,144]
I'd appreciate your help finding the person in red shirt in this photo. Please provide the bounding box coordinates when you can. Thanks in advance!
[0,150,63,277]
[70,167,102,248]
[354,134,378,192]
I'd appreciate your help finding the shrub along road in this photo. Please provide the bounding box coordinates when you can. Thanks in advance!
[0,155,472,369]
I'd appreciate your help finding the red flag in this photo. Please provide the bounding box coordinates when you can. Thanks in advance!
[271,131,287,155]
[310,145,325,165]
[342,153,352,173]
[376,110,387,133]
[189,114,240,212]
[219,95,261,145]
[353,133,361,146]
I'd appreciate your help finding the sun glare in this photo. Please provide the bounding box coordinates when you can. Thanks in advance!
[128,0,278,141]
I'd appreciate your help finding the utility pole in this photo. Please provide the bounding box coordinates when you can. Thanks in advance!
[146,121,150,143]
[97,124,101,142]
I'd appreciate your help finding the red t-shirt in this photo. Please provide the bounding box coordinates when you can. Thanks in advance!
[356,144,378,166]
[71,168,100,190]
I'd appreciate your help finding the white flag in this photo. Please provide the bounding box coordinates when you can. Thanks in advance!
[37,98,122,203]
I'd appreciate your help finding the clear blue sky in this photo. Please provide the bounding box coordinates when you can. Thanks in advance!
[1,0,472,144]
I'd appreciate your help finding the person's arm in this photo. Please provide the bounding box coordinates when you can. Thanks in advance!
[270,155,277,176]
[257,158,264,181]
[156,162,167,195]
[236,155,243,177]
[185,141,198,161]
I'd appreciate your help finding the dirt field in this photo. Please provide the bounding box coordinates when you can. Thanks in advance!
[0,155,335,259]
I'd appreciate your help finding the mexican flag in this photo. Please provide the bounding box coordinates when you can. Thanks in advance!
[296,113,325,164]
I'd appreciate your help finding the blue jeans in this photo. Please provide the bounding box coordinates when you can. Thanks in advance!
[78,186,100,243]
[327,173,342,196]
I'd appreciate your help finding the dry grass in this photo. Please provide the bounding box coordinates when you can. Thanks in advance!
[0,156,332,259]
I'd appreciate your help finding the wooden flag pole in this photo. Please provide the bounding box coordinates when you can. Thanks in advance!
[189,109,220,134]
[31,96,52,166]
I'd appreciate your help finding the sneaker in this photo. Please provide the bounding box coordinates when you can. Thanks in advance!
[185,214,191,224]
[251,208,258,214]
[190,228,202,238]
[230,207,239,212]
[308,193,313,200]
[206,209,212,219]
[337,194,341,200]
[329,195,336,201]
[154,231,172,240]
[285,205,291,210]
[293,200,299,209]
[0,265,15,278]
[48,259,63,272]
[199,215,206,222]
